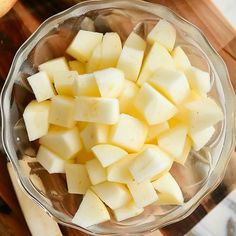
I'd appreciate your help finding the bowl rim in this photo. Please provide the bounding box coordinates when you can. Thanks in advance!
[1,0,235,235]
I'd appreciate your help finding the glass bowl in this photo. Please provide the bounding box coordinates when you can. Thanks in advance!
[1,0,235,235]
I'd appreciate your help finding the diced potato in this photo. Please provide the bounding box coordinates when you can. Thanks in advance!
[49,95,75,128]
[86,43,102,73]
[113,201,144,221]
[91,182,131,210]
[147,19,176,51]
[66,30,103,62]
[117,46,144,82]
[75,149,95,164]
[72,189,110,228]
[185,66,211,95]
[85,159,107,185]
[39,126,82,160]
[107,154,136,184]
[172,46,191,72]
[38,57,69,81]
[74,73,100,96]
[80,123,109,151]
[53,71,78,96]
[129,146,173,183]
[148,68,190,104]
[118,80,139,113]
[146,122,169,143]
[188,126,215,151]
[27,71,55,102]
[68,60,85,74]
[134,83,177,125]
[23,100,50,141]
[127,181,158,208]
[36,146,65,173]
[137,43,175,86]
[185,97,224,131]
[74,97,119,125]
[92,144,128,167]
[174,137,192,165]
[110,114,148,152]
[124,32,146,51]
[158,124,188,158]
[152,173,183,205]
[94,68,125,98]
[65,163,91,194]
[99,32,122,69]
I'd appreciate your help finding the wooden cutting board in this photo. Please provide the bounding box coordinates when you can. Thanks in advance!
[0,0,235,235]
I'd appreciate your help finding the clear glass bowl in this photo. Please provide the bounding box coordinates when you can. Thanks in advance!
[1,0,235,235]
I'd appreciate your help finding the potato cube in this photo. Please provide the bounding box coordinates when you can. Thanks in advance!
[27,71,55,102]
[39,126,82,160]
[80,123,109,151]
[36,146,65,174]
[72,189,110,228]
[113,201,144,221]
[172,46,191,72]
[174,137,191,165]
[124,32,146,51]
[66,30,103,62]
[146,122,169,143]
[94,68,125,98]
[92,144,127,167]
[91,182,131,210]
[129,146,173,183]
[147,19,176,51]
[74,97,119,125]
[49,95,75,128]
[75,149,95,164]
[68,60,85,74]
[23,100,50,141]
[134,83,177,125]
[86,159,107,185]
[86,43,102,73]
[65,163,91,194]
[110,114,148,152]
[38,57,69,81]
[127,181,158,207]
[74,73,100,96]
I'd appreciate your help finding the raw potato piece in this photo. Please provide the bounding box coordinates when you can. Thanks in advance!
[175,137,191,165]
[147,19,176,51]
[74,97,119,125]
[113,201,144,221]
[38,57,69,81]
[172,46,191,72]
[110,114,148,152]
[53,71,78,96]
[152,173,183,205]
[100,32,122,69]
[68,60,85,74]
[65,164,91,194]
[75,149,95,164]
[148,68,190,104]
[137,42,175,86]
[39,126,82,160]
[27,71,55,102]
[117,46,144,82]
[36,146,65,174]
[86,159,107,185]
[74,74,100,96]
[158,125,188,158]
[186,66,211,95]
[92,144,128,167]
[91,182,131,210]
[189,126,215,151]
[49,95,75,128]
[23,100,50,141]
[80,124,109,151]
[72,189,110,228]
[86,43,102,73]
[129,146,173,183]
[127,181,158,208]
[124,32,146,51]
[94,68,125,98]
[146,122,169,143]
[134,83,177,125]
[66,30,103,62]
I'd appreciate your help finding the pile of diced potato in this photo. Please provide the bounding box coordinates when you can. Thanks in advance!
[23,19,223,228]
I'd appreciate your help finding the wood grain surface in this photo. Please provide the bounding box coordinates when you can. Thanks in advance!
[0,0,235,236]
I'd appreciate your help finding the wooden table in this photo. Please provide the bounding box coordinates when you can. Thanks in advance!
[0,0,235,235]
